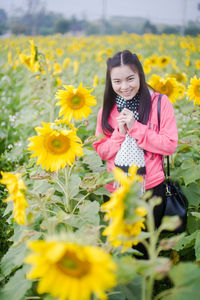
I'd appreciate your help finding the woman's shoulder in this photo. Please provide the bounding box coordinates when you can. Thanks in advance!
[151,92,170,105]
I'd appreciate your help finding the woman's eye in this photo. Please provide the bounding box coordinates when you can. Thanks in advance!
[128,77,134,81]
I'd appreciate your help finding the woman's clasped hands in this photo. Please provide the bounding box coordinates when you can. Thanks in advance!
[116,108,135,134]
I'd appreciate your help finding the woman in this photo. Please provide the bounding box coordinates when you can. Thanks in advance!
[93,50,178,228]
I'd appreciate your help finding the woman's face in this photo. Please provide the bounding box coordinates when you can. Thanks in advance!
[110,64,140,100]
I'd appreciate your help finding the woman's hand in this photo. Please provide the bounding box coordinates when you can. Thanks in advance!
[121,108,135,130]
[116,115,127,135]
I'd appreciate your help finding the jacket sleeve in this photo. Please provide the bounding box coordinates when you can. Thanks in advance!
[93,108,126,160]
[128,95,178,155]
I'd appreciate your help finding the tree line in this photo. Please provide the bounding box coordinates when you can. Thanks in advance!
[0,7,200,36]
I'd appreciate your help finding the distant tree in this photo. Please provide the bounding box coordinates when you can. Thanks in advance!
[0,9,7,25]
[162,26,179,34]
[143,20,158,34]
[184,25,200,36]
[11,23,27,35]
[85,23,101,35]
[68,16,87,33]
[54,18,70,34]
[0,8,8,34]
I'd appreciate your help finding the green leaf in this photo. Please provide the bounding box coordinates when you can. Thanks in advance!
[0,266,32,300]
[66,200,100,228]
[161,263,200,300]
[108,287,126,300]
[117,276,142,300]
[78,200,100,226]
[179,164,200,186]
[1,243,27,277]
[173,231,197,251]
[82,149,104,171]
[93,186,111,196]
[187,214,200,234]
[195,231,200,261]
[69,174,81,198]
[191,212,200,219]
[181,183,200,207]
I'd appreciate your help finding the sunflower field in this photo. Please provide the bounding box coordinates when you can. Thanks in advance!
[0,33,200,300]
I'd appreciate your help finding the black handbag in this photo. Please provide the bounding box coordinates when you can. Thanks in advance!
[157,94,188,233]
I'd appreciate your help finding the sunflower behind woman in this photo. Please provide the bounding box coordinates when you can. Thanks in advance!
[187,75,200,105]
[55,83,97,122]
[25,240,117,300]
[0,172,28,225]
[28,122,83,172]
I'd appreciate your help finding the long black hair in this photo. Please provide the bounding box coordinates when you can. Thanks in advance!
[101,50,152,135]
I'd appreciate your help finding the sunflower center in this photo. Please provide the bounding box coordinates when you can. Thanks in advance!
[69,95,84,109]
[194,84,200,96]
[45,134,70,154]
[58,252,90,278]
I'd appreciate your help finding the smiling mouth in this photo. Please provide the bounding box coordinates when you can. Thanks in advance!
[122,91,132,96]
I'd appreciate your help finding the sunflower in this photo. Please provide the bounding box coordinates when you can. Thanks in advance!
[25,240,117,300]
[187,76,200,105]
[53,62,62,75]
[158,56,171,68]
[148,54,159,67]
[28,122,83,172]
[93,75,98,88]
[56,83,97,122]
[168,72,188,84]
[63,57,71,68]
[143,58,151,75]
[148,74,180,103]
[101,166,146,252]
[29,40,37,66]
[56,48,64,57]
[73,60,79,75]
[195,60,200,69]
[0,172,28,225]
[20,40,40,73]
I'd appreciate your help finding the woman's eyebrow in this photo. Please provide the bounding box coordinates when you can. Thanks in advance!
[127,74,135,78]
[112,78,120,81]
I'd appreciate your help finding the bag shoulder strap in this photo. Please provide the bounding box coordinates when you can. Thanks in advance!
[157,94,170,177]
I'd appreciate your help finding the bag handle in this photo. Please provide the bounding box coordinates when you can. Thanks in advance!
[157,94,170,178]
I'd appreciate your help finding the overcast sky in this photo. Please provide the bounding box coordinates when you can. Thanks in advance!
[1,0,200,25]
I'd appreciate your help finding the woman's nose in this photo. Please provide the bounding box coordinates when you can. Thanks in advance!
[121,81,129,90]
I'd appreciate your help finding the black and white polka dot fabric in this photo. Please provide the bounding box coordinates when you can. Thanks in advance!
[115,93,146,175]
[115,93,140,121]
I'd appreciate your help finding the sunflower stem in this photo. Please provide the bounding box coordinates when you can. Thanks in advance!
[72,192,90,214]
[144,202,158,300]
[54,177,69,212]
[65,165,71,212]
[37,196,53,235]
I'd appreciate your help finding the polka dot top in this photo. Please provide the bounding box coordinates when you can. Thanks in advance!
[115,93,146,175]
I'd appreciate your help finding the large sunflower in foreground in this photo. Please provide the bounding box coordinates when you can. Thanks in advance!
[55,83,97,122]
[101,166,147,252]
[148,74,181,103]
[0,172,28,225]
[187,76,200,105]
[28,122,83,172]
[25,240,117,300]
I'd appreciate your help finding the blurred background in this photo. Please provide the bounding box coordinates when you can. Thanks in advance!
[0,0,200,37]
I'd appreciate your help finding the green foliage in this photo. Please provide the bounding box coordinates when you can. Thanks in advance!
[0,266,32,300]
[156,263,200,300]
[54,18,70,34]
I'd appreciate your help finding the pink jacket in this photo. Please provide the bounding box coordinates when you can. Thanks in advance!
[93,92,178,192]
